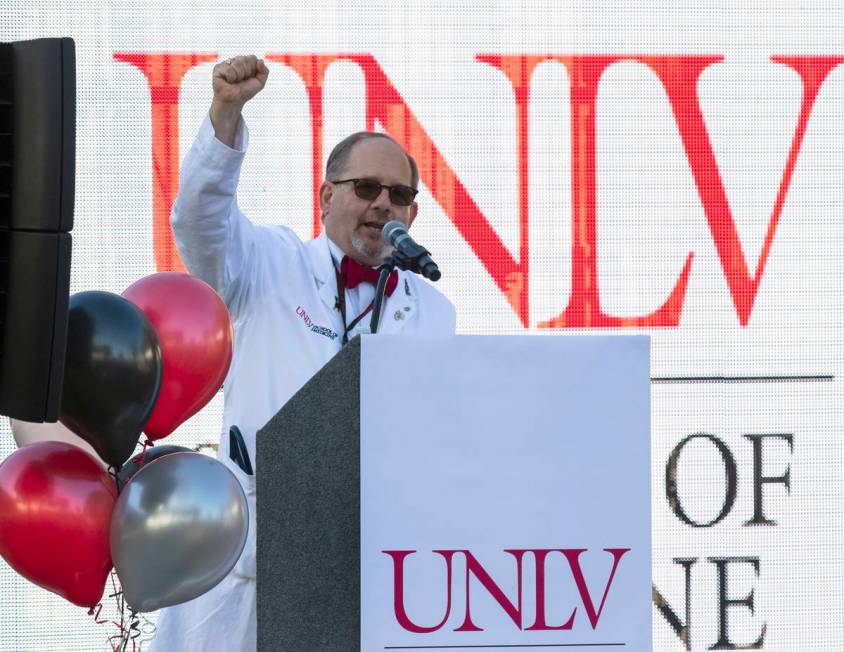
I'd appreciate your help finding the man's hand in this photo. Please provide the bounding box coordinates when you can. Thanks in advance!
[210,55,269,147]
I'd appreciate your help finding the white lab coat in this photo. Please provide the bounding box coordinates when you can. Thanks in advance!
[149,116,456,652]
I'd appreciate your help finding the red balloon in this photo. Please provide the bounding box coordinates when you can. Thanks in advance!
[123,273,233,440]
[0,442,117,607]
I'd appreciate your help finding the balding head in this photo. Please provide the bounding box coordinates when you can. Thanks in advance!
[325,132,419,189]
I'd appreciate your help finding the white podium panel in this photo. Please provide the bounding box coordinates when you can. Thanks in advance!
[361,335,651,650]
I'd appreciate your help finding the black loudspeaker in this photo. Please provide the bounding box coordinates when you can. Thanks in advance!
[0,38,74,422]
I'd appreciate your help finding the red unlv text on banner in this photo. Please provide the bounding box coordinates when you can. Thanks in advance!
[114,53,843,328]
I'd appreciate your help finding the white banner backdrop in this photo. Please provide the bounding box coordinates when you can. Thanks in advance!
[1,1,843,649]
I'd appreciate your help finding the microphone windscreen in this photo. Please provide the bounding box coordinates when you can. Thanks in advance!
[381,220,406,246]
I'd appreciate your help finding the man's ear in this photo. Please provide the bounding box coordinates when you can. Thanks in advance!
[318,181,333,213]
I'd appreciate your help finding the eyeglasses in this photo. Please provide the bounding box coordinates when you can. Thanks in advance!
[331,178,418,207]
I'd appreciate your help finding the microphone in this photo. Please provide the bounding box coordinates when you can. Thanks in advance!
[381,220,441,281]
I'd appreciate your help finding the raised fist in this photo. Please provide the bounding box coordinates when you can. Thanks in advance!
[209,55,269,146]
[212,55,269,107]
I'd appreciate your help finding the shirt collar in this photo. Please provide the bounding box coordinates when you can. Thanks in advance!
[326,237,344,268]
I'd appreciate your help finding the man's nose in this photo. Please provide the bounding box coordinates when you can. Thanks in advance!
[370,185,392,210]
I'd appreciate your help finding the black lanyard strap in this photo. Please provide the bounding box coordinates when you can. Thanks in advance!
[334,265,374,346]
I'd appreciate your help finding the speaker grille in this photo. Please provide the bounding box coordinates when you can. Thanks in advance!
[0,39,73,421]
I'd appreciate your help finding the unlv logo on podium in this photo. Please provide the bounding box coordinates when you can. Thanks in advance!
[114,52,842,328]
[383,548,630,633]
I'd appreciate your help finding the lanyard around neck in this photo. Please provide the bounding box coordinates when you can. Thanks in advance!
[334,265,375,346]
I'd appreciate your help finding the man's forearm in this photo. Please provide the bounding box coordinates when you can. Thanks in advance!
[209,101,242,149]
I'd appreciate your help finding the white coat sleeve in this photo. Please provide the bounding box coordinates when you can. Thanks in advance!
[170,114,298,323]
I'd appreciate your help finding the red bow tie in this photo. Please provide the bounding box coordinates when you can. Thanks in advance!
[340,256,398,297]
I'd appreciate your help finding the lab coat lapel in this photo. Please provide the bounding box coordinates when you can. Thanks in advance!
[375,272,418,335]
[305,233,341,320]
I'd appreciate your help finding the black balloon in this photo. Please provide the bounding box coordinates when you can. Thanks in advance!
[116,445,192,492]
[60,291,163,468]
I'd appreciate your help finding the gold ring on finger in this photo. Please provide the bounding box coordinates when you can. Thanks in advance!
[226,58,234,66]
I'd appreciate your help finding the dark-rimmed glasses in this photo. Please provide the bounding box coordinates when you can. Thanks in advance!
[330,178,418,207]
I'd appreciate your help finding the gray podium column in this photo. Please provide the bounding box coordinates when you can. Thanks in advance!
[257,336,361,651]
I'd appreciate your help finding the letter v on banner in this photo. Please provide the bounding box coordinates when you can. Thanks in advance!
[656,56,844,326]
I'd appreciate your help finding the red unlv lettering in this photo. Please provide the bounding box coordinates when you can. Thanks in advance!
[115,52,843,327]
[382,547,630,633]
[295,306,315,328]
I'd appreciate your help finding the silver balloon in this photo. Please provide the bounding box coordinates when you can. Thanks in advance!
[110,452,248,612]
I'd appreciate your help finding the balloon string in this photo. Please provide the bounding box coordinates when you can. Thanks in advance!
[102,554,155,650]
[128,610,141,652]
[106,571,143,652]
[111,611,133,650]
[87,601,107,625]
[105,569,133,652]
[137,438,153,469]
[135,611,157,651]
[89,570,133,651]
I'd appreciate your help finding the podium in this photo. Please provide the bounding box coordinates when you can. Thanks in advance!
[257,335,652,650]
[257,336,363,650]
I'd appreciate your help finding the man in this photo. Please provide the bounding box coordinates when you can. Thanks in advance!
[149,56,455,651]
